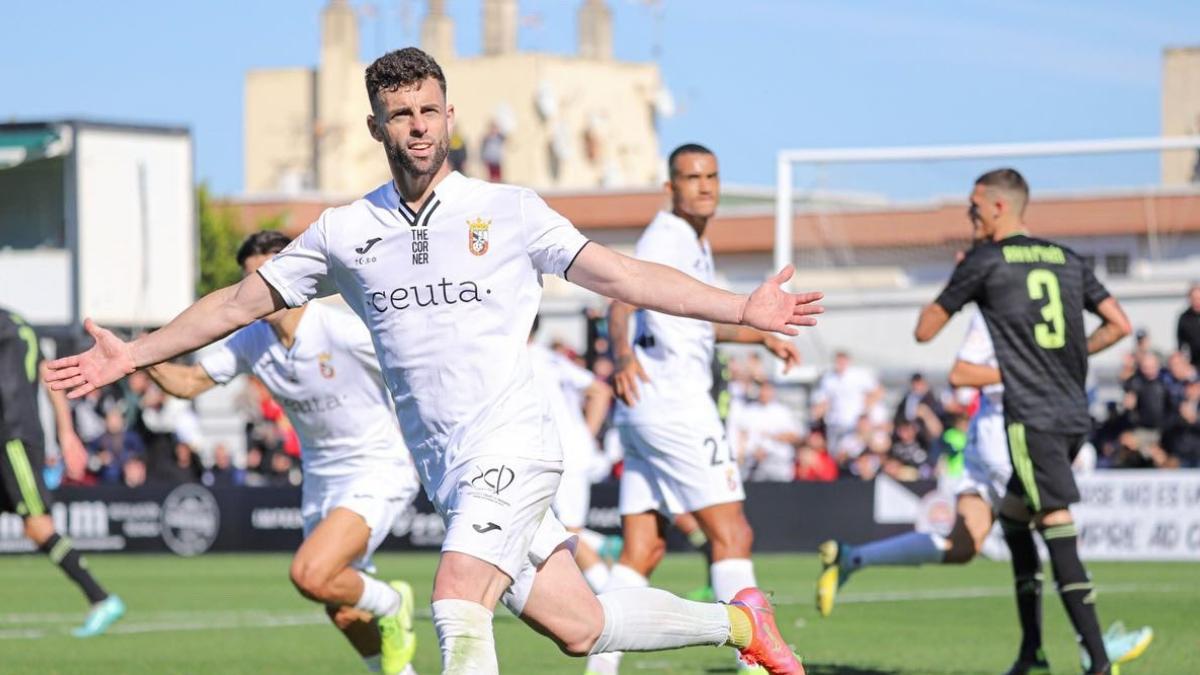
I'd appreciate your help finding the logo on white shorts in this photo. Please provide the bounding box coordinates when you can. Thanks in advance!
[472,522,502,534]
[470,465,515,495]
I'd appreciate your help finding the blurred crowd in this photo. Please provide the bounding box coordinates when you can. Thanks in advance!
[47,285,1200,491]
[53,369,303,490]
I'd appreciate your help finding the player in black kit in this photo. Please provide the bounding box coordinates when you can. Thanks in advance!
[915,169,1134,675]
[0,307,124,636]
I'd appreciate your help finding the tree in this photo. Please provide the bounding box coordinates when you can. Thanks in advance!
[195,185,284,297]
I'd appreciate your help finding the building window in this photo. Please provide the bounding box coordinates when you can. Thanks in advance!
[1104,253,1130,277]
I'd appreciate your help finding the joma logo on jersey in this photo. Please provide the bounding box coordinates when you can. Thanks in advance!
[367,278,491,313]
[468,217,490,256]
[355,237,383,266]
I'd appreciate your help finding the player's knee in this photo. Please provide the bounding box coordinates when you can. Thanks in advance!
[289,557,331,601]
[621,538,666,574]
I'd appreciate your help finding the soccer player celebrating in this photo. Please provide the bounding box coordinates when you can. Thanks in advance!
[45,48,821,675]
[587,143,803,675]
[908,168,1133,675]
[145,231,420,674]
[0,307,124,637]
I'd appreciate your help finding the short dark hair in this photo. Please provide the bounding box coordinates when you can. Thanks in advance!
[667,143,715,179]
[365,47,447,105]
[975,168,1029,214]
[236,230,291,267]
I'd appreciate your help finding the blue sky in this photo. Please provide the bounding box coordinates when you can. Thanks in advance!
[3,0,1197,197]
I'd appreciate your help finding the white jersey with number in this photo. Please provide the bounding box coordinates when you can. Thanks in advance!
[199,301,410,479]
[955,310,1011,507]
[615,210,718,427]
[258,171,588,485]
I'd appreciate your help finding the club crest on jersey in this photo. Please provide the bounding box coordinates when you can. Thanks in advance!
[318,352,335,379]
[468,217,491,256]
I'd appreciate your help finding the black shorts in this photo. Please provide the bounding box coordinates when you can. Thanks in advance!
[0,439,52,517]
[1004,421,1083,513]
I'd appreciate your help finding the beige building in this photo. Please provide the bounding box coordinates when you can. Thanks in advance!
[244,0,664,196]
[1162,46,1200,185]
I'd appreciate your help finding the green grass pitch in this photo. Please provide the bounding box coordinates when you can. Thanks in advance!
[0,552,1195,674]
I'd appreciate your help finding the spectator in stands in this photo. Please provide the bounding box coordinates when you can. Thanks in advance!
[134,380,184,479]
[243,446,269,487]
[87,407,144,483]
[154,442,202,485]
[795,431,838,482]
[831,415,871,468]
[893,373,945,447]
[743,382,805,482]
[72,387,115,445]
[480,122,505,182]
[886,419,937,481]
[1178,282,1200,368]
[811,350,884,450]
[1164,351,1198,407]
[1122,352,1170,452]
[1132,328,1154,363]
[448,129,468,174]
[265,450,301,487]
[1165,378,1200,468]
[122,456,147,488]
[202,443,246,488]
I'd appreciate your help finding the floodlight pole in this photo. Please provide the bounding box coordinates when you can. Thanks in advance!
[773,154,792,287]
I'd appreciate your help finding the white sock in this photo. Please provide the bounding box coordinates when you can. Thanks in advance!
[353,572,401,618]
[849,531,947,570]
[589,587,729,654]
[432,599,497,675]
[710,558,757,603]
[583,564,649,673]
[583,562,611,593]
[362,654,381,672]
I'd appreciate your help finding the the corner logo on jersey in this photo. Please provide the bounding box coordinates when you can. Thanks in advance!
[318,352,335,379]
[468,217,491,256]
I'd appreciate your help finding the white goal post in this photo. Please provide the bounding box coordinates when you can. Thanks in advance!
[773,135,1200,276]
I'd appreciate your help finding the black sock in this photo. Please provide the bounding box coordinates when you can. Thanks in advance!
[1040,522,1108,672]
[40,534,108,605]
[1000,515,1045,664]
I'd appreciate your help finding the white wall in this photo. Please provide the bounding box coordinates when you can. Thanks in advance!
[0,249,71,324]
[75,126,194,327]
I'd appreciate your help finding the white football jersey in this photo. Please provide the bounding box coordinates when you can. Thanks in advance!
[616,210,719,426]
[956,310,1004,415]
[199,301,409,479]
[258,172,589,485]
[529,342,598,464]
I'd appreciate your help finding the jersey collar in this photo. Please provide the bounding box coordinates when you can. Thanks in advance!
[386,171,466,228]
[655,210,710,253]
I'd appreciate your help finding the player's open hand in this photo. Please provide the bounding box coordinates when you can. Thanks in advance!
[764,335,802,373]
[44,319,136,399]
[741,266,823,336]
[613,353,650,407]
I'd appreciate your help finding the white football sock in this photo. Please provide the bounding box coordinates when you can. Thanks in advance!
[849,531,947,570]
[589,587,730,654]
[710,558,757,603]
[432,599,497,675]
[583,562,611,593]
[353,572,401,617]
[361,654,381,672]
[583,564,649,673]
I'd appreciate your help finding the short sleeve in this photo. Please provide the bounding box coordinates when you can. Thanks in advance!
[633,226,686,270]
[258,213,338,308]
[521,189,589,278]
[935,248,992,315]
[198,333,248,385]
[956,311,996,366]
[553,353,596,394]
[1081,262,1111,314]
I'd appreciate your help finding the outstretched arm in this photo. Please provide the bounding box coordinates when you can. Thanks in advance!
[567,244,823,335]
[45,273,284,398]
[713,324,801,372]
[146,362,219,400]
[1087,297,1132,355]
